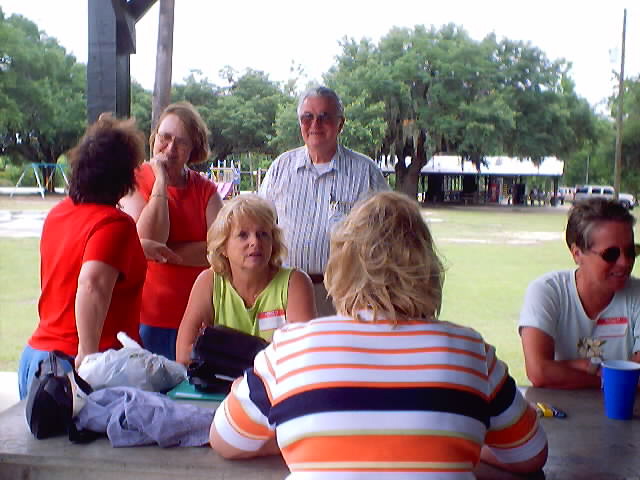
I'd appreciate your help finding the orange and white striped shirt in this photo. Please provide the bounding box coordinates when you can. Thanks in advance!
[213,313,547,479]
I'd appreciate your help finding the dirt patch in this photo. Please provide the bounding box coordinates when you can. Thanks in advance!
[441,231,563,245]
[0,194,63,211]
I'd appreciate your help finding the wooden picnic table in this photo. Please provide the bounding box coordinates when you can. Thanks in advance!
[0,387,639,479]
[522,387,640,480]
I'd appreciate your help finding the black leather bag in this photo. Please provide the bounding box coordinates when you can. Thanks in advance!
[187,325,268,393]
[25,350,95,440]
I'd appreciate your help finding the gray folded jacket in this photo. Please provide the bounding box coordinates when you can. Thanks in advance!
[74,386,215,447]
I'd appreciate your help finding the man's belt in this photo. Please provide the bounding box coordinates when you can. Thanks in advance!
[308,273,324,284]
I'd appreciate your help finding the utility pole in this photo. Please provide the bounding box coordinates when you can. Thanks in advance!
[151,0,175,131]
[613,8,626,200]
[585,155,590,185]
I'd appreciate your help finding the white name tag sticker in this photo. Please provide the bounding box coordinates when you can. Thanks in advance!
[258,309,286,332]
[594,317,629,338]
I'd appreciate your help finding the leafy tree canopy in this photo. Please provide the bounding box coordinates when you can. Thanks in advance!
[325,25,598,197]
[0,8,86,167]
[2,9,608,197]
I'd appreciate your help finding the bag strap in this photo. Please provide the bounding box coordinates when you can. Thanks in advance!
[50,351,101,444]
[51,350,93,395]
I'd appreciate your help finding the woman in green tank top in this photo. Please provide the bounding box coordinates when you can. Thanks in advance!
[176,194,317,365]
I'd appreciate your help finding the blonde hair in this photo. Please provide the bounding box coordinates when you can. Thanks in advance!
[325,191,444,322]
[150,101,210,164]
[207,194,287,277]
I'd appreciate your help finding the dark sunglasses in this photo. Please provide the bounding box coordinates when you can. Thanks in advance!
[299,112,339,126]
[589,244,638,263]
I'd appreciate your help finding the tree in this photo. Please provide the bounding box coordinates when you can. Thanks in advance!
[0,9,86,189]
[171,69,291,164]
[496,39,596,163]
[171,72,226,161]
[131,80,153,153]
[563,75,640,194]
[563,116,615,188]
[617,75,640,194]
[327,25,598,199]
[151,0,175,130]
[269,98,299,154]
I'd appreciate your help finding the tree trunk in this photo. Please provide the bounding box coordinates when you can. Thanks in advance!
[395,129,428,200]
[151,0,175,131]
[42,144,56,192]
[397,164,421,199]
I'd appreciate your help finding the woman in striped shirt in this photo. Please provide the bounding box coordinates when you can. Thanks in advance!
[210,191,548,479]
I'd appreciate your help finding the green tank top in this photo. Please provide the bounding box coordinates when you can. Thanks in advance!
[213,267,292,341]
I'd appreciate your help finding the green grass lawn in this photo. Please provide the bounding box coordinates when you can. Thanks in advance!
[0,238,40,372]
[427,206,576,384]
[1,200,638,386]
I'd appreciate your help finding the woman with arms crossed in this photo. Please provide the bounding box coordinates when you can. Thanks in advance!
[18,115,147,399]
[121,102,223,360]
[176,194,316,365]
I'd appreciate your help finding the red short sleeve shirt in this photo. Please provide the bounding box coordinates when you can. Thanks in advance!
[29,198,147,355]
[134,163,217,329]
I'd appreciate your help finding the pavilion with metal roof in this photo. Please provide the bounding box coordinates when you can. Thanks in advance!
[381,155,564,205]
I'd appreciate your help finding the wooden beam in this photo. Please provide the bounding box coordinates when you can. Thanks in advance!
[87,0,158,122]
[128,0,157,22]
[111,0,136,54]
[88,0,118,122]
[151,0,175,130]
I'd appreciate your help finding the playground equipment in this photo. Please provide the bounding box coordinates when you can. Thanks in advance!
[208,160,269,196]
[11,163,69,199]
[209,166,240,199]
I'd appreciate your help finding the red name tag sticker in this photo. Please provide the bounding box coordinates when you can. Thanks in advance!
[594,317,628,338]
[258,309,286,332]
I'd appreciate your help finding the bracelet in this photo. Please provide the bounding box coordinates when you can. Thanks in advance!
[150,193,168,200]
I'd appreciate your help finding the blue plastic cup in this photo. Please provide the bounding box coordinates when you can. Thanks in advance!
[602,360,640,420]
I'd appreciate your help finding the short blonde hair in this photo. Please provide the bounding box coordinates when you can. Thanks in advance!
[207,194,287,278]
[150,101,210,164]
[325,191,444,322]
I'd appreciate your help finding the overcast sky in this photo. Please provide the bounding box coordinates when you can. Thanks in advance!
[1,1,638,111]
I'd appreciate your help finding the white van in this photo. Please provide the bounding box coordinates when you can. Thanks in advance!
[573,185,635,209]
[556,186,575,204]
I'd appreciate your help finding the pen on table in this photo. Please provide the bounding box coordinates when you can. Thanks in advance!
[536,402,567,418]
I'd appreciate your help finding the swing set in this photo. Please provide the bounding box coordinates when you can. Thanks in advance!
[10,163,69,199]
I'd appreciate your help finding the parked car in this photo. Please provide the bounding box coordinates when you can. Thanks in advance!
[558,186,575,203]
[573,185,635,209]
[619,192,636,210]
[550,186,575,205]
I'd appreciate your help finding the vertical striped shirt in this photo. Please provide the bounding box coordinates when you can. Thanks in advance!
[213,314,547,479]
[259,146,389,274]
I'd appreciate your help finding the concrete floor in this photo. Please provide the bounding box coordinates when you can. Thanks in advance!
[0,371,20,413]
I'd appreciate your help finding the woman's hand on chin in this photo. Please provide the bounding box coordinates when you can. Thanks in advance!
[149,153,170,183]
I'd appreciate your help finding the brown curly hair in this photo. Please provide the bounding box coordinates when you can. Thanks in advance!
[68,114,145,205]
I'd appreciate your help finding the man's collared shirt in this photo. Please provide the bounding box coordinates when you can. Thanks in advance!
[259,145,389,274]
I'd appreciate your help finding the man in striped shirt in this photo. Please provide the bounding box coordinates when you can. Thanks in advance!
[259,86,389,316]
[210,192,548,479]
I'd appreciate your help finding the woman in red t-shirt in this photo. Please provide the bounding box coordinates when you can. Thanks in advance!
[18,115,148,399]
[120,102,223,360]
